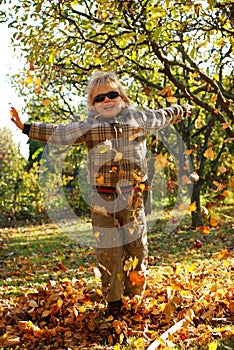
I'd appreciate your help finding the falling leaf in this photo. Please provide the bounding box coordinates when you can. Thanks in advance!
[229,176,234,188]
[199,226,210,234]
[220,122,231,130]
[132,169,143,182]
[94,231,100,239]
[184,149,193,155]
[222,190,230,197]
[182,175,192,184]
[201,205,209,216]
[189,201,197,212]
[204,147,215,159]
[96,175,104,186]
[166,95,178,103]
[195,116,202,129]
[97,139,112,153]
[114,152,123,162]
[213,181,224,191]
[129,127,143,141]
[158,86,173,97]
[129,271,145,286]
[218,166,226,174]
[123,257,139,272]
[155,154,168,167]
[92,205,110,216]
[110,166,118,173]
[190,172,199,182]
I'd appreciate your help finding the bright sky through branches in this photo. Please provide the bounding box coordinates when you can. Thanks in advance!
[0,21,29,159]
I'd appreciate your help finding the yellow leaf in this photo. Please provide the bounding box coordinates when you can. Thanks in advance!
[94,231,100,239]
[133,337,144,347]
[213,181,224,191]
[57,298,63,308]
[182,175,192,184]
[26,75,33,84]
[114,152,123,162]
[204,146,215,159]
[218,166,226,174]
[189,201,197,212]
[166,95,178,103]
[155,154,168,167]
[221,122,231,130]
[199,226,210,235]
[209,217,219,227]
[223,189,230,197]
[96,175,104,186]
[97,139,112,153]
[77,306,86,313]
[229,176,234,188]
[35,77,41,86]
[184,149,193,155]
[209,341,218,350]
[211,94,217,102]
[195,116,202,128]
[42,99,51,107]
[190,172,199,182]
[123,257,139,271]
[188,263,197,273]
[92,205,109,217]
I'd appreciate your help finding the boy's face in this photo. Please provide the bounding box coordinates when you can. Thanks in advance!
[91,82,126,118]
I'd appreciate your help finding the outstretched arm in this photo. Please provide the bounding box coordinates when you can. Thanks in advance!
[10,107,24,131]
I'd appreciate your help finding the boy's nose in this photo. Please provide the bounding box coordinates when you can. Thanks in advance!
[103,96,111,102]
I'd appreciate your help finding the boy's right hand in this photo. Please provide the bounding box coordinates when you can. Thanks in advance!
[10,107,24,131]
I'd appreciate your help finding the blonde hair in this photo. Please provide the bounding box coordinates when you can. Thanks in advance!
[86,71,131,107]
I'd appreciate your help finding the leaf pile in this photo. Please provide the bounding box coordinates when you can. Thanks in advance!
[0,218,233,349]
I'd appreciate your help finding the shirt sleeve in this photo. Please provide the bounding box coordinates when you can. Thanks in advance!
[137,105,185,134]
[25,120,89,145]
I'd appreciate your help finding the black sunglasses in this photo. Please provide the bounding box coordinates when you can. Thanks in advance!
[93,91,120,104]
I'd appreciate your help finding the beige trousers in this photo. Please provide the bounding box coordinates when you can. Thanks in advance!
[91,188,148,302]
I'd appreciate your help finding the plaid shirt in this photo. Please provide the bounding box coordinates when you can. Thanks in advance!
[25,105,184,187]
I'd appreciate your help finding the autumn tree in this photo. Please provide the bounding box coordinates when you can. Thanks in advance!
[5,0,234,226]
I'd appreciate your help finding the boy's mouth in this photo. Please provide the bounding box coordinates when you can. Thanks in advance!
[103,105,114,110]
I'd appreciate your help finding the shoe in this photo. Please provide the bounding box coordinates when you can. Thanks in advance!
[107,299,123,318]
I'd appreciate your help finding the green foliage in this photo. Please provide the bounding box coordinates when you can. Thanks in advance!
[4,0,234,226]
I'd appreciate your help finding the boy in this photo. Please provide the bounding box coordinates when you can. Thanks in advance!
[11,71,191,318]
